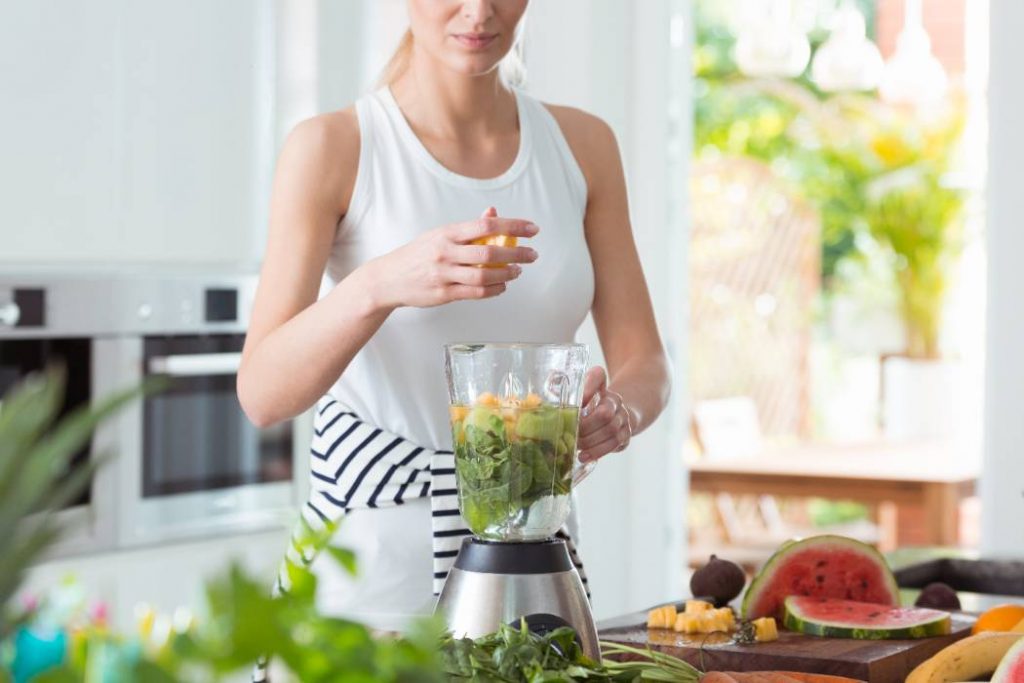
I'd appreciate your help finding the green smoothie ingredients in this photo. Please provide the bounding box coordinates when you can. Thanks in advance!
[450,392,579,538]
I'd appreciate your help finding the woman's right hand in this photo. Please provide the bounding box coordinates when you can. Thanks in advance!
[362,207,540,310]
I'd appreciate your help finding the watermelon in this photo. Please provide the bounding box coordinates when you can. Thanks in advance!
[993,636,1024,682]
[783,596,952,639]
[741,535,899,620]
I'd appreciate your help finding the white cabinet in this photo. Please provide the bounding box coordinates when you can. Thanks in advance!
[0,1,273,265]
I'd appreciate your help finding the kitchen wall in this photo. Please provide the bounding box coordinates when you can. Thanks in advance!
[981,0,1024,556]
[0,1,276,266]
[9,0,692,631]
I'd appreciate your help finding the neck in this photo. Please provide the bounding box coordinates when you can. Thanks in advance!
[390,48,516,140]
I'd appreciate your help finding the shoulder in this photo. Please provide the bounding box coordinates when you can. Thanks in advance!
[539,103,622,194]
[281,106,360,170]
[276,106,361,212]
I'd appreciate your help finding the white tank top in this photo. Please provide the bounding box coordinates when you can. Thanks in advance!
[320,87,594,451]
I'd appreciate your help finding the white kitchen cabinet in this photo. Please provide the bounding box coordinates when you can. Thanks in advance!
[0,0,273,266]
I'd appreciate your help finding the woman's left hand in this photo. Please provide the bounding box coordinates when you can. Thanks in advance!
[577,367,633,463]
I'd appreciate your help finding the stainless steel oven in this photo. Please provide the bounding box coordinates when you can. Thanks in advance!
[0,268,308,556]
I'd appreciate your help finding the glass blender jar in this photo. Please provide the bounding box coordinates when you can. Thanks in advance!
[444,342,591,541]
[437,342,600,658]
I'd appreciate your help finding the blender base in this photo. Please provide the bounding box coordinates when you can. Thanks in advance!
[434,537,599,660]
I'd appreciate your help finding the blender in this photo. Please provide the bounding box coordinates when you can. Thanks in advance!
[434,342,599,659]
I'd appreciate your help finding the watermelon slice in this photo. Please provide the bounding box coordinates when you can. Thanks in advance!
[742,535,899,620]
[993,636,1024,682]
[783,596,952,639]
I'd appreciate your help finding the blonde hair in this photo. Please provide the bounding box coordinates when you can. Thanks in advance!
[376,23,527,89]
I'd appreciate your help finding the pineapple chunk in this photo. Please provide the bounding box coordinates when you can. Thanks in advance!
[476,392,500,407]
[684,600,714,614]
[674,613,704,634]
[752,617,779,642]
[646,604,677,629]
[523,393,543,408]
[713,607,736,630]
[698,609,733,633]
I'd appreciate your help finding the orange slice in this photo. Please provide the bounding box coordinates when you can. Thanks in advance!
[472,234,517,268]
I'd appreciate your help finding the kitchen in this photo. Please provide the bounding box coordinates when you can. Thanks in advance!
[1,1,1023,681]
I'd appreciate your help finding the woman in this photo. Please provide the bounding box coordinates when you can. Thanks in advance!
[239,0,670,634]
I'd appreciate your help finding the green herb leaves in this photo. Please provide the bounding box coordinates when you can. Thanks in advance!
[452,405,577,539]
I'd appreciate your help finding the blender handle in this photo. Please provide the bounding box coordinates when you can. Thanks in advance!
[572,458,595,487]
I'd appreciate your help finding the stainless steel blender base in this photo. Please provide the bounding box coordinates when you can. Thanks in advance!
[434,539,600,661]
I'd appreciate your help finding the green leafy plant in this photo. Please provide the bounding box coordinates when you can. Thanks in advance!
[862,103,967,359]
[0,367,144,643]
[441,620,702,682]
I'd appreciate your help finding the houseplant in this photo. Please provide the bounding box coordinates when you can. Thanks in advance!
[861,98,967,438]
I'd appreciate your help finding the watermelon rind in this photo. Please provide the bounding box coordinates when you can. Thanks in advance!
[783,596,952,640]
[741,535,899,619]
[993,635,1024,682]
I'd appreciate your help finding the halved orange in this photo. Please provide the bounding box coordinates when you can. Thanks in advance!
[472,234,518,268]
[973,604,1024,634]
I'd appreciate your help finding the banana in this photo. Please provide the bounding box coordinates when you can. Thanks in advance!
[907,632,1024,683]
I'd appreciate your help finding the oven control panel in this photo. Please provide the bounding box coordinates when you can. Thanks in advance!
[0,272,256,338]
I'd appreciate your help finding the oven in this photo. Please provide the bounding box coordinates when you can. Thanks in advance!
[0,269,309,556]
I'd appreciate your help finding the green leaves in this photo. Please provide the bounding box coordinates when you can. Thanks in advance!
[439,622,703,683]
[455,406,578,537]
[0,366,151,641]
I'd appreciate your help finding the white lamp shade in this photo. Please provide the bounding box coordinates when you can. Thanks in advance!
[811,6,884,91]
[879,24,948,107]
[734,27,811,78]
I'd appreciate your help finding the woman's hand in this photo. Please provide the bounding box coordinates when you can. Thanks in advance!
[362,207,539,310]
[577,366,635,463]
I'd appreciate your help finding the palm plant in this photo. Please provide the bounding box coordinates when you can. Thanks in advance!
[0,367,142,642]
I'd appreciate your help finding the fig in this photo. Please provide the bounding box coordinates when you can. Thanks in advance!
[914,581,961,610]
[691,554,746,607]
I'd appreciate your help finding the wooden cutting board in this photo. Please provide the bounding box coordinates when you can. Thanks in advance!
[600,612,974,683]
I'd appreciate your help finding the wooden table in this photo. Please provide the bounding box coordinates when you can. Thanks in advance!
[688,441,978,548]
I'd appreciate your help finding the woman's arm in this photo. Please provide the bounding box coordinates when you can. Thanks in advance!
[238,111,388,427]
[547,106,672,460]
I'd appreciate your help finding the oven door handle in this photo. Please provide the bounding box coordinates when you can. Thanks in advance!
[147,352,242,377]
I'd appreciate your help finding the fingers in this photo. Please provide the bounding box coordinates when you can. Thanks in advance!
[447,216,540,243]
[578,401,629,444]
[447,282,507,300]
[578,416,631,463]
[577,385,631,463]
[447,264,522,287]
[580,367,608,415]
[449,243,538,266]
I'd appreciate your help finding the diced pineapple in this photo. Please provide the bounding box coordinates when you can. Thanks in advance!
[713,607,736,630]
[752,617,779,642]
[685,600,714,615]
[523,393,543,408]
[646,604,677,629]
[449,406,470,422]
[697,611,725,633]
[476,392,500,407]
[674,613,704,634]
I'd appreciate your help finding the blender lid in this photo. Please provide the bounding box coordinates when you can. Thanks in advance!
[453,538,575,575]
